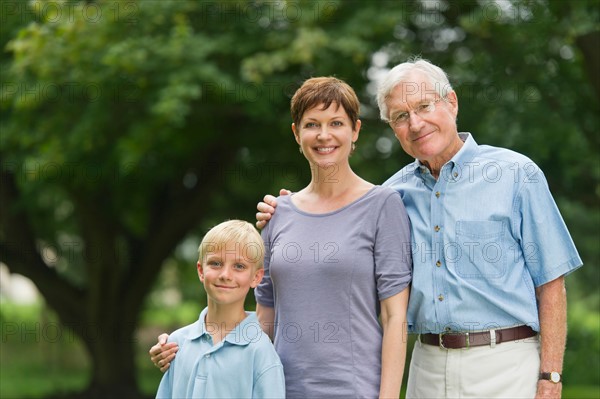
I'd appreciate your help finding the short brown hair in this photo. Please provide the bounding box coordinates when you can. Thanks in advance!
[291,77,360,129]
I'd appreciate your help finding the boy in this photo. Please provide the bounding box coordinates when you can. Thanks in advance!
[156,220,285,398]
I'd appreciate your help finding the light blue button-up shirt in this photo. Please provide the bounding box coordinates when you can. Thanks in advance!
[156,308,285,399]
[384,133,583,334]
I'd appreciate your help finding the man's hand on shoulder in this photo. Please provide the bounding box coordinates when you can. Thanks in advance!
[149,333,178,373]
[256,189,290,229]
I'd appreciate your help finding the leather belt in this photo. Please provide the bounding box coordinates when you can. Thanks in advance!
[420,325,537,349]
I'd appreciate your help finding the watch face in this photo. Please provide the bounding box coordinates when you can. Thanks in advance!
[550,372,561,383]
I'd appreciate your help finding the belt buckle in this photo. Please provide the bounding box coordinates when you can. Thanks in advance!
[439,332,470,349]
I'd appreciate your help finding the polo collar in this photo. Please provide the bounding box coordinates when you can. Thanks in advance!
[187,308,261,346]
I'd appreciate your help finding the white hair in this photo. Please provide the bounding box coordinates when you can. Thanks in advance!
[376,57,454,121]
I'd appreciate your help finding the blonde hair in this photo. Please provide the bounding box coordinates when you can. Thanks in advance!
[198,220,265,269]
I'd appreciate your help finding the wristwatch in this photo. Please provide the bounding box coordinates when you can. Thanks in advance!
[539,371,562,383]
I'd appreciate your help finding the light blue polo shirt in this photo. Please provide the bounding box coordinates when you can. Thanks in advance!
[156,308,285,399]
[384,133,583,334]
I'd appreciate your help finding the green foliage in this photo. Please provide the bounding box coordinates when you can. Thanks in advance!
[564,298,600,385]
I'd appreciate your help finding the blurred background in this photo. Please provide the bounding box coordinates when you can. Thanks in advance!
[0,0,598,398]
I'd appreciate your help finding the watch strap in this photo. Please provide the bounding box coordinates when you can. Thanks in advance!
[539,371,562,383]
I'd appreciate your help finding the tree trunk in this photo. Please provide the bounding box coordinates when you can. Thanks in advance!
[81,314,142,398]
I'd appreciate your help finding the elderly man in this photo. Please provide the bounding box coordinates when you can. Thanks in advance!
[255,59,582,398]
[370,58,582,398]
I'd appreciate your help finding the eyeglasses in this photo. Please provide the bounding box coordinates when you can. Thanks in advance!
[388,98,445,128]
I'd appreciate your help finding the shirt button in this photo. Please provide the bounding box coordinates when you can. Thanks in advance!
[434,225,440,232]
[453,172,459,178]
[435,191,440,198]
[436,260,442,267]
[438,295,444,301]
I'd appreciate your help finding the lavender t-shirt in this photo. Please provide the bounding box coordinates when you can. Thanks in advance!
[255,186,412,398]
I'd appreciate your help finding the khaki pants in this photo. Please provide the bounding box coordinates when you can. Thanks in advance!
[406,335,540,398]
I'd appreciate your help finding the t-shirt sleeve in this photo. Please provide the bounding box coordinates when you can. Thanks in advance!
[255,221,275,307]
[374,191,413,300]
[516,168,583,286]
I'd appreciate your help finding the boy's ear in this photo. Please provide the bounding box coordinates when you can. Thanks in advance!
[250,268,264,289]
[197,261,204,282]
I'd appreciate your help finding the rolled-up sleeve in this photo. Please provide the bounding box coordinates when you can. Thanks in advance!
[374,191,413,300]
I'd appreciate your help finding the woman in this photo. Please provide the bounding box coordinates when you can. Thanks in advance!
[151,77,412,398]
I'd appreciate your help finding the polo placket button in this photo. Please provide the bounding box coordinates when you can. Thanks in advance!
[434,225,440,232]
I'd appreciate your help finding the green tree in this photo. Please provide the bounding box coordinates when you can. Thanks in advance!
[1,0,598,396]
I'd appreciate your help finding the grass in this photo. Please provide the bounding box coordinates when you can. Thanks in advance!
[563,385,600,398]
[0,302,164,398]
[1,301,599,398]
[0,304,90,398]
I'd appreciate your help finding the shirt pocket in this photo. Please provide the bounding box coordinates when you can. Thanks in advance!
[455,220,506,279]
[192,375,207,398]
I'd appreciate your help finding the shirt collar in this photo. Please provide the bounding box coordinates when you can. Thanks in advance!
[452,132,478,169]
[187,307,261,346]
[413,132,477,180]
